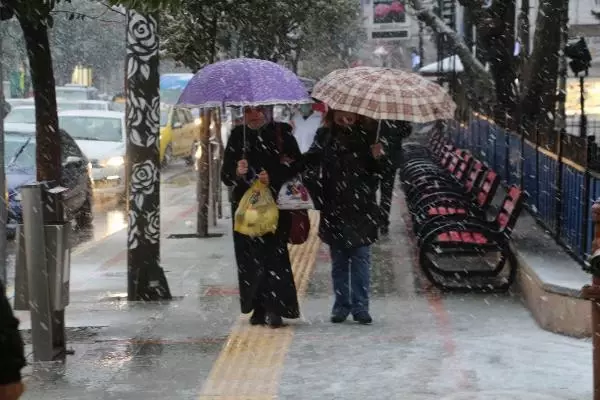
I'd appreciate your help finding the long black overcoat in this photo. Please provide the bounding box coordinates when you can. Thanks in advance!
[221,122,301,318]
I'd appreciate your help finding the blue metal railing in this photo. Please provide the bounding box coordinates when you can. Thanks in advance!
[451,114,593,264]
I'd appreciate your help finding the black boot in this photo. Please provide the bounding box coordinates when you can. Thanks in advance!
[353,311,373,325]
[250,306,266,325]
[266,312,284,328]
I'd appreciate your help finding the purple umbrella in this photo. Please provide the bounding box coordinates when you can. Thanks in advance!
[177,58,311,108]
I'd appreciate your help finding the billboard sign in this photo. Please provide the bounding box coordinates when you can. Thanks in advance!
[373,0,406,24]
[370,0,410,41]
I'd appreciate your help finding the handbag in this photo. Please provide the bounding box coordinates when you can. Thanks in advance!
[287,210,310,245]
[275,124,311,245]
[277,176,314,210]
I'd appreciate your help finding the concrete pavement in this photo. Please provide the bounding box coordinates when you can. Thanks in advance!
[15,183,593,400]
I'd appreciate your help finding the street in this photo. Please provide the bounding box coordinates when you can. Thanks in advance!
[11,182,592,400]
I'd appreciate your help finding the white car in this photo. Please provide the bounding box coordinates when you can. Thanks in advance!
[4,105,36,125]
[57,100,113,111]
[58,110,126,199]
[6,98,34,108]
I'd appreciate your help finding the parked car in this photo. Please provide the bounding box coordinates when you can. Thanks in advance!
[4,106,35,125]
[58,110,126,199]
[56,100,111,111]
[160,105,198,167]
[5,127,93,236]
[6,98,33,108]
[55,85,99,101]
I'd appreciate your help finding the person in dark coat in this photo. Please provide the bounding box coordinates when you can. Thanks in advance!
[378,120,412,235]
[221,106,302,328]
[0,281,26,400]
[304,110,383,324]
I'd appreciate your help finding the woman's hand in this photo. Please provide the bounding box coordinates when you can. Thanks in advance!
[0,381,25,400]
[371,143,384,159]
[236,159,248,177]
[258,170,270,185]
[281,155,294,165]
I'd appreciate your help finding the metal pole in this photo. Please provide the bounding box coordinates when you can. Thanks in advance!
[21,184,54,361]
[556,1,569,133]
[0,26,7,289]
[418,21,424,69]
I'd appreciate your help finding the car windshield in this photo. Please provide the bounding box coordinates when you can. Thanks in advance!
[5,108,35,124]
[160,89,182,105]
[110,102,125,112]
[160,111,169,127]
[59,115,122,142]
[56,89,90,101]
[58,101,107,111]
[4,135,36,170]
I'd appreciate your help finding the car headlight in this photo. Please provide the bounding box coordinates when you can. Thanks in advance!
[102,156,125,167]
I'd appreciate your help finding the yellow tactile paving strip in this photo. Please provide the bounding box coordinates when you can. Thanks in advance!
[198,211,321,400]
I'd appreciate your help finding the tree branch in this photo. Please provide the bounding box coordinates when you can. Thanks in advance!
[411,1,495,102]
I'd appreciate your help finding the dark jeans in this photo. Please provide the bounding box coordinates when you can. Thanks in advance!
[330,244,371,315]
[379,158,397,228]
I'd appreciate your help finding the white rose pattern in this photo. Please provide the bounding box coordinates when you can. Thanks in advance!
[144,209,161,244]
[126,10,161,251]
[131,160,158,210]
[126,12,158,80]
[128,209,140,250]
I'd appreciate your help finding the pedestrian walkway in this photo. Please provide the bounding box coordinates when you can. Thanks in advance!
[17,187,593,400]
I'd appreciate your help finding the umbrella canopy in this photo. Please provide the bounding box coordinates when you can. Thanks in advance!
[312,66,456,123]
[177,58,311,108]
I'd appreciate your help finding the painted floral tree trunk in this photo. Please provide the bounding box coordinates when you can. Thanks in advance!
[125,9,171,301]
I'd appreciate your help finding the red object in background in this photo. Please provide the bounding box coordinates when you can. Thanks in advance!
[312,102,327,114]
[374,3,390,17]
[389,1,405,13]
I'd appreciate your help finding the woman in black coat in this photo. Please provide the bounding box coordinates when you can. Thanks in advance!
[221,106,302,328]
[304,110,383,324]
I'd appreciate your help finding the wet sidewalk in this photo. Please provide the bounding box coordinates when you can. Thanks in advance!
[18,187,593,400]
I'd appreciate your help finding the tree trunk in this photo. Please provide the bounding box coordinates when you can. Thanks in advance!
[209,13,218,64]
[19,20,61,182]
[520,0,566,130]
[483,0,517,123]
[196,108,210,237]
[125,10,171,301]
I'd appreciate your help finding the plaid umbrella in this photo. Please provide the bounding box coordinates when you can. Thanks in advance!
[312,67,456,123]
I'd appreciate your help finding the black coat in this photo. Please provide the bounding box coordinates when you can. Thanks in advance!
[0,281,26,385]
[379,120,412,168]
[221,122,302,318]
[222,122,301,210]
[304,124,381,249]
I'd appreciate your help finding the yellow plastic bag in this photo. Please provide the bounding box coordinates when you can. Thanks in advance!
[234,180,279,237]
